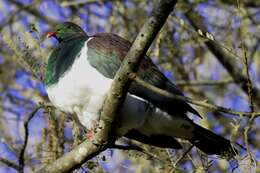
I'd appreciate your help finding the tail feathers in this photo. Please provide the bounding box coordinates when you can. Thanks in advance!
[190,125,237,159]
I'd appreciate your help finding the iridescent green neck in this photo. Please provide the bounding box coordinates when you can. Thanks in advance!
[44,36,87,86]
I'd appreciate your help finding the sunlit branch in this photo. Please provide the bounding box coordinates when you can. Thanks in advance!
[175,79,235,87]
[61,0,103,7]
[238,3,258,166]
[218,0,260,8]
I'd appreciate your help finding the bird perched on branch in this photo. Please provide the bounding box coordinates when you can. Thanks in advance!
[44,22,236,158]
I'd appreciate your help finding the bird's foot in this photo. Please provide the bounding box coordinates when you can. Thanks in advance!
[85,131,94,140]
[85,119,99,140]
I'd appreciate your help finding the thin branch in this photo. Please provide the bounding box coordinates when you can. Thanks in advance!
[242,47,255,112]
[111,143,196,171]
[185,9,260,107]
[8,0,57,26]
[218,0,260,8]
[135,77,260,117]
[237,2,258,166]
[0,9,22,32]
[0,157,21,171]
[173,145,194,167]
[36,1,177,173]
[111,143,176,165]
[249,39,260,65]
[18,106,42,173]
[61,0,103,7]
[175,79,235,87]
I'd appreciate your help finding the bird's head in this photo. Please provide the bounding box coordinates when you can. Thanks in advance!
[47,22,87,42]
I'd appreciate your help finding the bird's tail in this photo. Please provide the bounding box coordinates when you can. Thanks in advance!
[189,124,237,159]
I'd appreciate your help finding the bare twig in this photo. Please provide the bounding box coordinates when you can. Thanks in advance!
[135,77,260,117]
[185,9,260,107]
[0,157,21,171]
[109,144,175,168]
[249,39,260,65]
[18,106,42,173]
[0,9,22,32]
[237,2,258,167]
[61,0,103,7]
[242,47,255,112]
[218,0,260,8]
[173,145,194,167]
[8,0,57,26]
[175,79,235,87]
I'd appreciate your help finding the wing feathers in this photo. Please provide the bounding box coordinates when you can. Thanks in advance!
[87,33,200,117]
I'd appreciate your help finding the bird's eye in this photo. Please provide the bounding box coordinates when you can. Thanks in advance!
[68,26,72,29]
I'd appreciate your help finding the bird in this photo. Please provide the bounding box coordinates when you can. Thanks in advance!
[44,22,236,158]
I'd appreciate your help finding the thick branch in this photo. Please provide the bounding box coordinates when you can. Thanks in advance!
[185,10,260,107]
[36,1,177,172]
[96,0,177,143]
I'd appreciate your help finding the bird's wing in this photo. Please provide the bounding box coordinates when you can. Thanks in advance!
[87,33,200,117]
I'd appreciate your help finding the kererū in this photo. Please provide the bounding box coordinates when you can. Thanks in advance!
[44,22,236,158]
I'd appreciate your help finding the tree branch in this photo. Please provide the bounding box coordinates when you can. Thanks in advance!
[135,77,260,117]
[36,1,177,172]
[8,0,57,26]
[175,79,235,86]
[184,9,260,107]
[218,0,260,8]
[109,143,174,166]
[61,0,103,7]
[0,157,21,171]
[18,106,42,173]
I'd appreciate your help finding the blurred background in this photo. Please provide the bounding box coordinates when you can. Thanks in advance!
[0,0,259,172]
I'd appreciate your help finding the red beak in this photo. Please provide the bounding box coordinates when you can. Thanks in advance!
[47,31,56,38]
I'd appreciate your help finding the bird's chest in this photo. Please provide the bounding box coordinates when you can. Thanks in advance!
[45,41,148,133]
[46,44,113,117]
